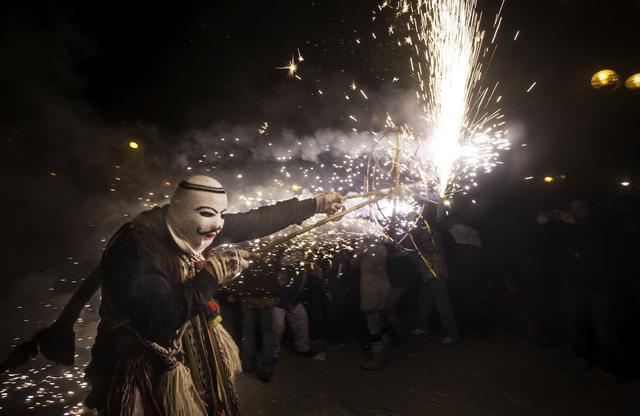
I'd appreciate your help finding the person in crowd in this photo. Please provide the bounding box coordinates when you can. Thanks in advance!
[239,294,278,382]
[358,241,391,370]
[611,196,640,378]
[534,207,576,346]
[272,251,315,359]
[444,211,487,338]
[383,244,412,345]
[407,211,460,344]
[304,259,329,357]
[562,198,622,383]
[322,260,351,347]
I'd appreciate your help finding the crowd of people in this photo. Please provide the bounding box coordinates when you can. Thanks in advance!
[512,196,640,383]
[4,175,637,415]
[218,196,640,385]
[218,205,490,381]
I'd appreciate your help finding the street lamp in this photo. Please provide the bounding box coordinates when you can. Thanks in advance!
[590,69,620,89]
[625,73,640,90]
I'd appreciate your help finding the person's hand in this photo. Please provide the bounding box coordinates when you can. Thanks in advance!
[205,249,252,283]
[35,322,75,366]
[314,191,344,216]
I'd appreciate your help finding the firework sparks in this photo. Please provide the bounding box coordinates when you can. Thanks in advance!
[277,56,298,77]
[377,0,509,197]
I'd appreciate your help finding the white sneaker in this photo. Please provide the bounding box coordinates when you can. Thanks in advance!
[411,328,429,336]
[441,336,458,344]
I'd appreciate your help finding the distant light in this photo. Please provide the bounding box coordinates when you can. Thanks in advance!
[291,184,302,192]
[524,176,534,181]
[620,181,631,187]
[543,176,554,183]
[591,69,620,89]
[625,73,640,90]
[443,199,451,206]
[128,141,139,150]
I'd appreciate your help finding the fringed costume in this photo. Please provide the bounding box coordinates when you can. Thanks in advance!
[86,196,316,415]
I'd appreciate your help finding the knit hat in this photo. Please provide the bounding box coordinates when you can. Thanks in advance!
[166,175,228,256]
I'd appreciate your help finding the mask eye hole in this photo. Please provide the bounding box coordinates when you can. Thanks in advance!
[198,211,215,218]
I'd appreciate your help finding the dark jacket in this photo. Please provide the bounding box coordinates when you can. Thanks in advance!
[86,198,316,409]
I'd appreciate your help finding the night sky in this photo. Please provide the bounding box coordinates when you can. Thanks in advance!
[0,0,639,373]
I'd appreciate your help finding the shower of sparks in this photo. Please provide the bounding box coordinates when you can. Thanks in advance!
[376,0,509,197]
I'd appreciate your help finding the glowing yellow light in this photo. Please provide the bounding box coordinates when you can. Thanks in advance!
[277,57,298,77]
[543,176,554,183]
[291,184,302,192]
[625,73,640,90]
[621,181,631,187]
[590,69,620,89]
[129,141,139,149]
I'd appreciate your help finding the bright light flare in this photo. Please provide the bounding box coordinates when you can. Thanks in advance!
[363,0,509,201]
[404,0,507,196]
[625,73,640,90]
[128,141,139,150]
[591,69,620,89]
[277,57,298,77]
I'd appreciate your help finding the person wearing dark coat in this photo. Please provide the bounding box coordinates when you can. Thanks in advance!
[14,175,344,415]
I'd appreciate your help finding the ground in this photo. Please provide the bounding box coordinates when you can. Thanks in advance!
[237,333,638,416]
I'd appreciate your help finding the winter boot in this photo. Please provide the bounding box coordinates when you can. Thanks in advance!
[360,342,385,371]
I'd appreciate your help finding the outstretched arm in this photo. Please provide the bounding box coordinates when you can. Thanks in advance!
[216,192,344,245]
[216,197,317,244]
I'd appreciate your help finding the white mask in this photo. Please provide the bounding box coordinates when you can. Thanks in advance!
[166,175,228,255]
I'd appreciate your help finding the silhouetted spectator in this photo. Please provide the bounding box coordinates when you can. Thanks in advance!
[406,215,460,344]
[359,242,390,371]
[240,295,278,382]
[273,252,314,358]
[564,198,622,383]
[444,212,487,338]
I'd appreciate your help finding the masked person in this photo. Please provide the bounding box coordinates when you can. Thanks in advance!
[8,175,344,416]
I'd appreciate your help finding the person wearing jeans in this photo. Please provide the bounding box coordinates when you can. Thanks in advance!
[240,297,277,382]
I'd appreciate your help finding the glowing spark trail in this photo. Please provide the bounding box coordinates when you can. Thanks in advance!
[379,0,509,197]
